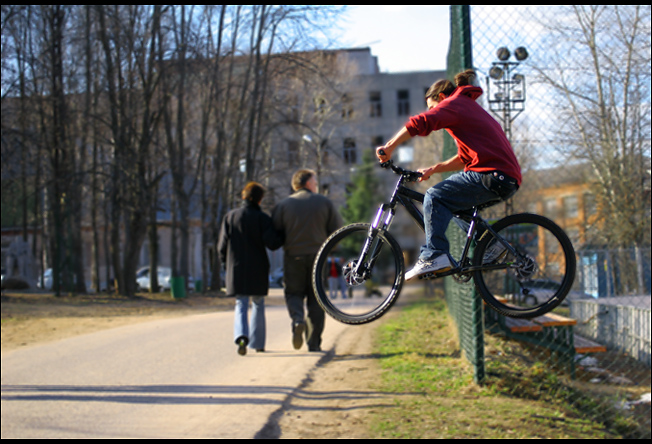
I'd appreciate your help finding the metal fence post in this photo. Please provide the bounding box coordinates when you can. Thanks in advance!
[444,5,485,384]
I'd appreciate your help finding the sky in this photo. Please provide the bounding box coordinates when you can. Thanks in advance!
[336,5,450,73]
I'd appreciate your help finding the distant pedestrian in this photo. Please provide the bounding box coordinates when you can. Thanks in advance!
[218,182,283,355]
[272,169,343,352]
[328,257,347,299]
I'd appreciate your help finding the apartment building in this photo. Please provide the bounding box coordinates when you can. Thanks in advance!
[263,48,445,207]
[262,48,445,269]
[0,47,446,289]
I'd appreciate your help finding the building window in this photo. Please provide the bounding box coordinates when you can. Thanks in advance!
[288,140,299,167]
[341,93,353,119]
[315,97,327,114]
[563,195,578,219]
[343,138,357,164]
[372,136,384,149]
[369,91,382,117]
[583,192,596,217]
[544,198,558,219]
[397,89,410,116]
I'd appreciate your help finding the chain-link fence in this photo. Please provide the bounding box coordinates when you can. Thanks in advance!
[446,5,651,438]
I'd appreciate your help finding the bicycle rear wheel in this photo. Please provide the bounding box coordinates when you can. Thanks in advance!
[473,213,576,318]
[313,223,404,325]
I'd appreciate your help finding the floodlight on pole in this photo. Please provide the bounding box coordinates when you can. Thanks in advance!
[496,47,511,61]
[514,46,529,61]
[485,46,529,131]
[489,66,504,80]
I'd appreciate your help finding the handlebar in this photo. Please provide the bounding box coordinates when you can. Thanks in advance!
[378,149,423,182]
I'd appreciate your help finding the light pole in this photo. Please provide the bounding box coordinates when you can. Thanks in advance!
[486,46,528,214]
[486,46,528,144]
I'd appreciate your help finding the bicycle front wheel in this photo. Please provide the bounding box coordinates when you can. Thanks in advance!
[313,223,404,325]
[473,213,576,318]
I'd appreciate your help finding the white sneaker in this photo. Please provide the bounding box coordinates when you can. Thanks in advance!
[405,255,453,281]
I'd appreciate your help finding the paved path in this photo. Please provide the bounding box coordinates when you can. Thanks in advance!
[1,290,356,438]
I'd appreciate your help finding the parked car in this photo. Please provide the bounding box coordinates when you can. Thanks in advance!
[135,266,195,292]
[38,268,54,290]
[37,268,87,291]
[136,266,171,292]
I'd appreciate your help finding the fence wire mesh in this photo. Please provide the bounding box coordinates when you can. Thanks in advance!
[446,5,651,438]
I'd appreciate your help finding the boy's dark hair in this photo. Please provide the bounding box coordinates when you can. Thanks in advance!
[425,69,476,101]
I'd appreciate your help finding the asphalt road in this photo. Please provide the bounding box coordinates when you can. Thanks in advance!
[1,290,356,439]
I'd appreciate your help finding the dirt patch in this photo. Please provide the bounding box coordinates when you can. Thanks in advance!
[1,291,236,353]
[264,289,427,439]
[262,320,389,439]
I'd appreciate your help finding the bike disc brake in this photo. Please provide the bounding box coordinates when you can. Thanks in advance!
[342,260,366,286]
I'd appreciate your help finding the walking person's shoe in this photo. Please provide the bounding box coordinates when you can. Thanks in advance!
[405,255,453,281]
[236,337,248,356]
[292,322,306,350]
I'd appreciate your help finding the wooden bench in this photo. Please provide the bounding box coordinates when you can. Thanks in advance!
[485,304,606,378]
[533,312,577,327]
[574,335,607,354]
[503,317,543,333]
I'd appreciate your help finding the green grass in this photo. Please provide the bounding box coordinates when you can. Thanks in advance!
[368,297,619,439]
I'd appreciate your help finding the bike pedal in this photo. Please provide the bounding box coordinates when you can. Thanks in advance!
[418,267,455,280]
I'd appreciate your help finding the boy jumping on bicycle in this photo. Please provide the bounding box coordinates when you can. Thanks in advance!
[376,69,521,281]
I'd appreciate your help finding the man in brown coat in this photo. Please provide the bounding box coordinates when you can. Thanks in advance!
[272,169,343,352]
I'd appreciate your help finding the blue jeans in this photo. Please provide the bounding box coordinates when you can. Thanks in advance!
[234,296,266,350]
[420,171,500,261]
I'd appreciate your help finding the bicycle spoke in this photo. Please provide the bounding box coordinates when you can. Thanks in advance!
[474,214,576,318]
[313,224,404,324]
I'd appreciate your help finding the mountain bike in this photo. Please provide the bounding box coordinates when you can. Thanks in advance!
[312,159,576,325]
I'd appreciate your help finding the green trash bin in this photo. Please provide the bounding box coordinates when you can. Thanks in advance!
[170,276,186,299]
[194,279,202,293]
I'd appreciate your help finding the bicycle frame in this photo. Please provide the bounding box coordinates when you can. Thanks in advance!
[315,162,576,323]
[361,166,521,279]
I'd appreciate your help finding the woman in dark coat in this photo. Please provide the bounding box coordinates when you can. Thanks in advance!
[218,182,283,355]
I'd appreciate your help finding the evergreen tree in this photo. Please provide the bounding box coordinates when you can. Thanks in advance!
[341,150,381,224]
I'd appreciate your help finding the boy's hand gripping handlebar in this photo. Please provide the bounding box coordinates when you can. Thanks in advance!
[377,149,423,183]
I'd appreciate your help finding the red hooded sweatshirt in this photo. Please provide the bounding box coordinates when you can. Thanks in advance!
[405,85,521,185]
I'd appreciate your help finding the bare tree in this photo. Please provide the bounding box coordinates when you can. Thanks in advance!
[268,49,365,188]
[2,5,348,296]
[43,5,82,294]
[96,5,165,296]
[533,5,651,249]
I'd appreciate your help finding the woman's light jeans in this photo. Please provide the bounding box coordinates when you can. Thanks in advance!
[234,296,266,350]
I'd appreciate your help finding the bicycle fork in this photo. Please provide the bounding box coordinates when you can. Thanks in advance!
[352,203,396,280]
